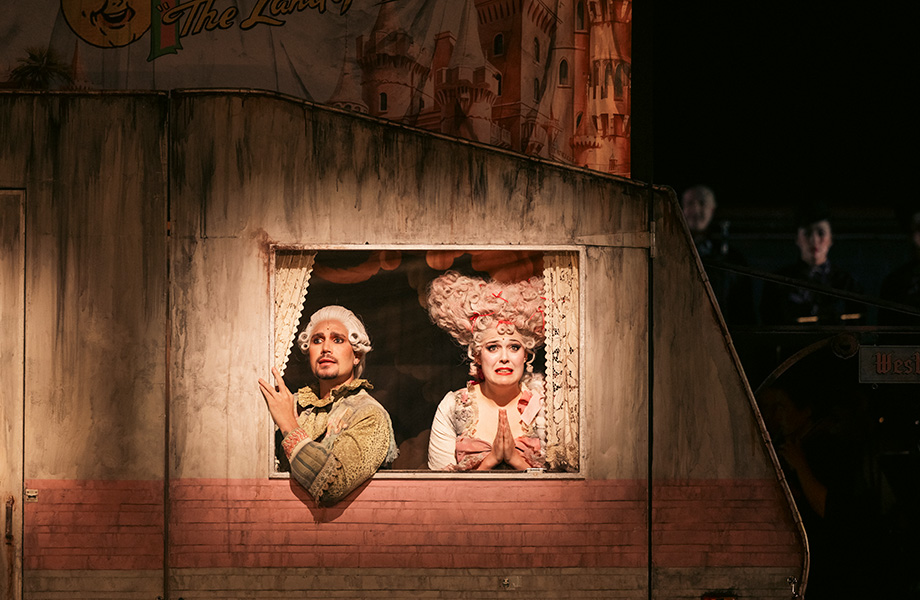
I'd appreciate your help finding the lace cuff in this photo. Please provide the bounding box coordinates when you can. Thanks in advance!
[308,456,344,504]
[281,427,311,459]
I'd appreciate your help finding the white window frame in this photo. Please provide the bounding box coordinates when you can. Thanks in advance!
[267,244,586,480]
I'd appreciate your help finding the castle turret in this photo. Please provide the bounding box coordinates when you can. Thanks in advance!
[328,40,368,114]
[67,41,94,91]
[572,108,604,170]
[576,0,631,175]
[434,0,499,142]
[357,0,430,121]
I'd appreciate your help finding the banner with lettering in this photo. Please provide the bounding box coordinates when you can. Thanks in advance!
[0,0,631,177]
[859,346,920,383]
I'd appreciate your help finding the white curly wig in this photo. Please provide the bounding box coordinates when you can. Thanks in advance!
[426,271,545,377]
[297,305,372,378]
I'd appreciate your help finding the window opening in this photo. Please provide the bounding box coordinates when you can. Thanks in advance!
[493,34,504,56]
[592,63,598,99]
[602,63,613,99]
[269,249,581,475]
[615,62,630,99]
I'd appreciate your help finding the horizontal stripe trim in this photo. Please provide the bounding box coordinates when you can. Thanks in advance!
[23,478,801,570]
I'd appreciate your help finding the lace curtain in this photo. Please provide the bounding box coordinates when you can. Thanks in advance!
[543,251,580,471]
[273,251,316,375]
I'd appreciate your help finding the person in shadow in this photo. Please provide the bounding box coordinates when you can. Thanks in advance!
[758,366,896,599]
[760,203,864,325]
[680,185,755,325]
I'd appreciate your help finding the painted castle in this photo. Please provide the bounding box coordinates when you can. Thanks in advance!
[9,0,631,177]
[330,0,631,177]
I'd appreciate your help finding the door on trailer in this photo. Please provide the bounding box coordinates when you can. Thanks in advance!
[16,125,169,597]
[1,191,24,600]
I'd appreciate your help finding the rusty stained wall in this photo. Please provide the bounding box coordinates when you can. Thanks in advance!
[650,193,804,596]
[0,93,169,597]
[0,94,169,481]
[0,91,802,599]
[165,91,798,598]
[653,194,772,480]
[1,191,25,600]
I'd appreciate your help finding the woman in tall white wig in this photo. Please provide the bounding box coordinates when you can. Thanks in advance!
[426,271,547,471]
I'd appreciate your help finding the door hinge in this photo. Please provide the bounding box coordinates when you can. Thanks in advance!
[649,220,657,258]
[4,496,13,543]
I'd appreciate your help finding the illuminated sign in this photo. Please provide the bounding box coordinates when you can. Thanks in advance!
[858,346,920,383]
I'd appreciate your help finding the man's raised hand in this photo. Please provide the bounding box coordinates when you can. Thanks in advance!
[258,367,299,436]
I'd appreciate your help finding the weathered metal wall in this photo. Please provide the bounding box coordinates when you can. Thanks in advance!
[0,91,803,599]
[0,93,169,598]
[651,194,805,597]
[1,191,25,600]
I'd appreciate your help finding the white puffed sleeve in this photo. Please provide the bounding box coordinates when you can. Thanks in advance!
[427,391,460,470]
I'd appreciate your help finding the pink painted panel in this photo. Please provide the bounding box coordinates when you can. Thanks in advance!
[23,480,164,571]
[652,479,801,569]
[167,479,649,569]
[22,478,800,571]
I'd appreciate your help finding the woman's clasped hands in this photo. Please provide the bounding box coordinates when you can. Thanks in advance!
[477,408,530,470]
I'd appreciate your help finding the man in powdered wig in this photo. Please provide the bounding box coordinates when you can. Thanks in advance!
[426,272,547,471]
[259,305,397,505]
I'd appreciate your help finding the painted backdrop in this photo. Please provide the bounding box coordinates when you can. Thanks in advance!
[0,0,631,176]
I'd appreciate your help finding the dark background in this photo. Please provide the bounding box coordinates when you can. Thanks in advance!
[634,2,914,226]
[631,2,917,324]
[634,9,919,594]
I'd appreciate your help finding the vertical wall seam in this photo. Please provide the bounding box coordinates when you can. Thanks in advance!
[646,183,655,600]
[163,91,173,600]
[19,189,27,600]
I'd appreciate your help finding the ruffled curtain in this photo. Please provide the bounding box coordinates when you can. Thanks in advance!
[543,251,580,471]
[273,251,316,375]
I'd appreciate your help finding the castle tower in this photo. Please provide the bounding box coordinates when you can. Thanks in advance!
[538,0,577,165]
[575,0,631,175]
[567,0,590,165]
[357,0,430,122]
[475,0,560,156]
[414,31,454,132]
[434,0,499,143]
[67,41,94,91]
[327,40,369,114]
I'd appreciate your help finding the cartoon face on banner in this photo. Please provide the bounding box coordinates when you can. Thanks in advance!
[62,0,151,48]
